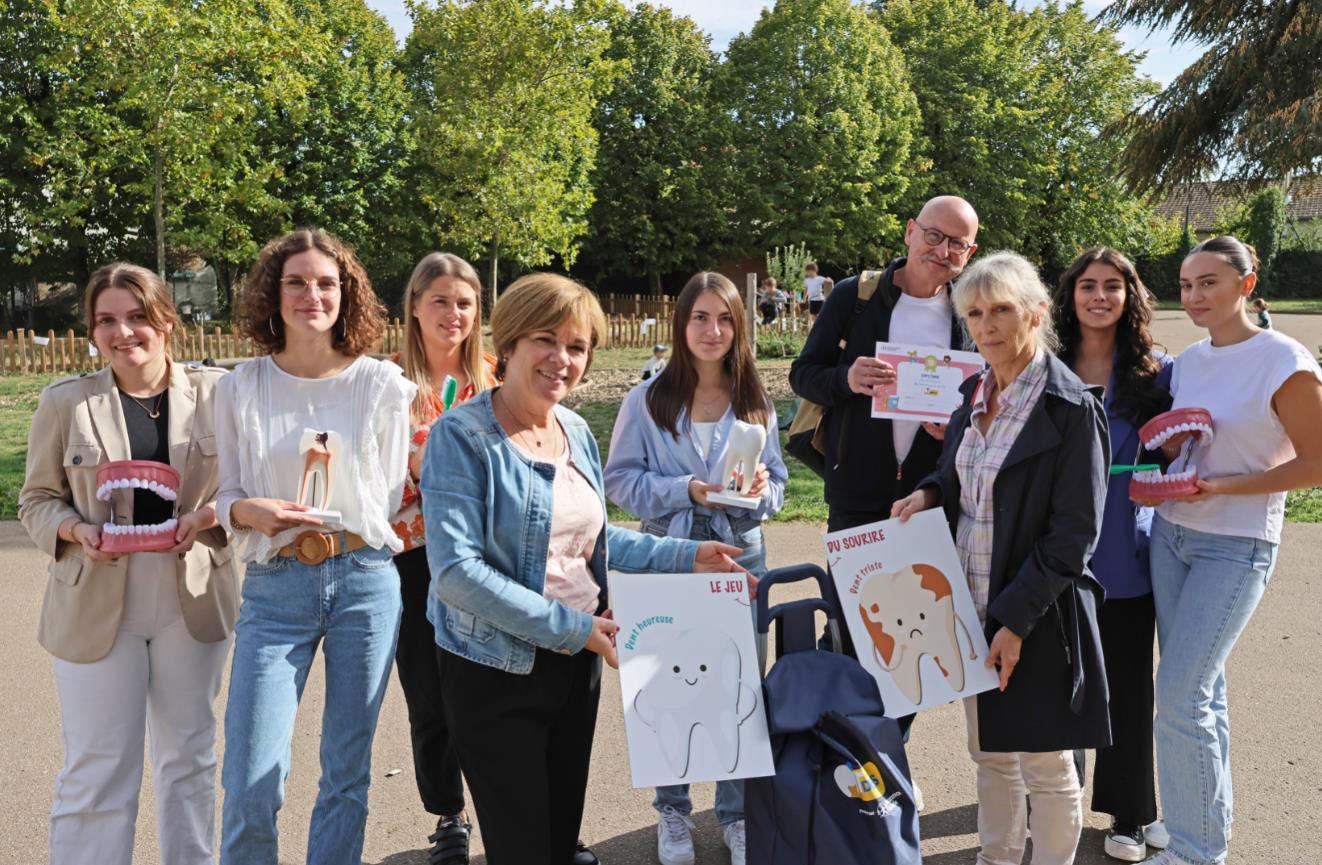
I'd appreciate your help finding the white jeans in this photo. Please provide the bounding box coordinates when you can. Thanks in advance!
[964,697,1083,865]
[49,551,231,865]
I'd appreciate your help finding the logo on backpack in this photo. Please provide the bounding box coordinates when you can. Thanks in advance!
[834,762,885,801]
[834,760,902,818]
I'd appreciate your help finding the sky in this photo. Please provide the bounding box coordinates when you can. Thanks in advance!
[365,0,1195,87]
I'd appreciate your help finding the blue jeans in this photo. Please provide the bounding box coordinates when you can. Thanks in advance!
[220,545,403,865]
[643,513,765,826]
[1150,515,1276,865]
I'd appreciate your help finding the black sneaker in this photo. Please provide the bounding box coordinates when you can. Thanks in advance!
[1104,822,1146,862]
[428,814,471,865]
[573,838,599,865]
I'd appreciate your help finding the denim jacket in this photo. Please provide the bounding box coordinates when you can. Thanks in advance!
[421,390,700,674]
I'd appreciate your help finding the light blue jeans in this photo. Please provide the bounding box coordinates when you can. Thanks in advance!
[1149,514,1277,865]
[644,513,765,827]
[220,544,402,865]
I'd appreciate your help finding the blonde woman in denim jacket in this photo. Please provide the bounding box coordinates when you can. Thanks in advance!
[421,273,745,865]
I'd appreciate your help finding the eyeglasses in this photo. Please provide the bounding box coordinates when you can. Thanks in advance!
[280,276,341,296]
[914,221,975,255]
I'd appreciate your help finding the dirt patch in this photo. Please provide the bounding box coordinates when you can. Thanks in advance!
[564,366,797,408]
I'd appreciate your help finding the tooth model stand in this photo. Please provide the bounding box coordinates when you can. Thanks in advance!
[296,430,343,523]
[705,421,768,510]
[95,460,182,553]
[1129,408,1215,500]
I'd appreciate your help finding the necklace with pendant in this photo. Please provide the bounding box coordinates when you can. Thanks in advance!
[124,390,165,419]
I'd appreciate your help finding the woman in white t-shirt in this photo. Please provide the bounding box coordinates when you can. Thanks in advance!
[1139,236,1322,865]
[215,229,416,865]
[604,272,788,865]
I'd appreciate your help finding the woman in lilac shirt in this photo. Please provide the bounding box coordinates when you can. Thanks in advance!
[1053,248,1172,863]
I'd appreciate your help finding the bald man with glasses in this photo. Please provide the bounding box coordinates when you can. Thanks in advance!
[789,194,979,750]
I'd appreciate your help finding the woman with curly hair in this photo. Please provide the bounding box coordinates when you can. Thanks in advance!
[215,229,415,865]
[1053,247,1172,862]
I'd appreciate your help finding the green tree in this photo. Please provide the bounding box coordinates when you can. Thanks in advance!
[882,0,1157,270]
[403,0,620,302]
[1106,1,1322,190]
[878,0,1041,251]
[717,0,919,267]
[60,0,309,278]
[1244,187,1286,275]
[202,0,414,308]
[582,2,725,294]
[1014,1,1158,269]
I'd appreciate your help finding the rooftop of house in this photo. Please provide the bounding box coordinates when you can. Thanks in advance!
[1155,179,1322,232]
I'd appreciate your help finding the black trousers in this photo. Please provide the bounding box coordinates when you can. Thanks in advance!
[826,507,916,740]
[437,645,601,865]
[1090,592,1158,826]
[394,546,466,817]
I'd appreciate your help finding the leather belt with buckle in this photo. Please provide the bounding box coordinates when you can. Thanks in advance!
[279,530,370,565]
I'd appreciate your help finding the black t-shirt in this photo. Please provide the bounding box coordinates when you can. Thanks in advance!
[119,390,173,526]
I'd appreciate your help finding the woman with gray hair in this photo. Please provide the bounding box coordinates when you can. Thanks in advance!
[893,251,1111,865]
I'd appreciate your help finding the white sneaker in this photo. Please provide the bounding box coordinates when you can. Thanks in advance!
[723,819,746,865]
[656,805,695,865]
[1144,821,1170,850]
[1104,823,1147,862]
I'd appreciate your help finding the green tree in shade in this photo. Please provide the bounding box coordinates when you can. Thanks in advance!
[583,2,726,294]
[1105,0,1321,190]
[717,0,919,268]
[204,0,414,306]
[403,0,620,303]
[61,0,309,278]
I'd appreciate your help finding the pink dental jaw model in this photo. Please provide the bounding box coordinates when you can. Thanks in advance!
[95,460,181,553]
[1129,408,1214,500]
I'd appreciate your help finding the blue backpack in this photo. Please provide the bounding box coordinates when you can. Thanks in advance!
[747,564,922,865]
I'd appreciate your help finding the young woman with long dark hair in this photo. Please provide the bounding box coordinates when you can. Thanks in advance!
[604,271,788,865]
[1053,247,1172,862]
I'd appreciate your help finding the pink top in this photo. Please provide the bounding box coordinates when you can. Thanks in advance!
[543,448,605,613]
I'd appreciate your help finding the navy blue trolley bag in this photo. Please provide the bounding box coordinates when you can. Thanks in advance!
[746,563,922,865]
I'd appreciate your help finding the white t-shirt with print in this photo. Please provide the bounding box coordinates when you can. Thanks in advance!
[1158,328,1322,543]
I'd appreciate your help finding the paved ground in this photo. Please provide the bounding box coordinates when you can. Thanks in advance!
[1148,310,1322,358]
[3,520,1320,864]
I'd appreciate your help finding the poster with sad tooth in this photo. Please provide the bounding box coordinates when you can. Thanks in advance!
[608,571,775,789]
[824,509,999,717]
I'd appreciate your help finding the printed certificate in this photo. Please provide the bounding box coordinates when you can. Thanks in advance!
[870,342,984,421]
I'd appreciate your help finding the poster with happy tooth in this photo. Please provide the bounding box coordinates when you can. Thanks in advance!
[609,571,775,789]
[824,509,999,717]
[871,342,985,421]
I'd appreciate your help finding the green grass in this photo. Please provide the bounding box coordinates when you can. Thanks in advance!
[1155,298,1322,313]
[1287,487,1322,522]
[0,374,65,519]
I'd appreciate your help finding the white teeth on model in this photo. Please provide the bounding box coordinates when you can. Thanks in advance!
[101,518,177,535]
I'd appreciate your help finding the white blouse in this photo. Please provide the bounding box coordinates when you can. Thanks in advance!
[215,355,416,563]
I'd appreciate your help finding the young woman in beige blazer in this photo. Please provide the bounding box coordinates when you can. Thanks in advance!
[19,263,237,865]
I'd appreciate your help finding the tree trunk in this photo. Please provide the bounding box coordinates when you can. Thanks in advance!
[154,147,166,280]
[648,269,662,296]
[487,237,499,313]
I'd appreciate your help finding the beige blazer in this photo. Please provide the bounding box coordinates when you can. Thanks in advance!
[19,362,238,663]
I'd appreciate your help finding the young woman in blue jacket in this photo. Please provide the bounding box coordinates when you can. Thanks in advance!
[605,272,788,865]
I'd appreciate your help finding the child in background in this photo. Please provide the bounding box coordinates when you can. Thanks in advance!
[641,344,669,380]
[1253,297,1272,329]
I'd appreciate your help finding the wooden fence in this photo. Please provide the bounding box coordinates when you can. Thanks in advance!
[1,310,810,374]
